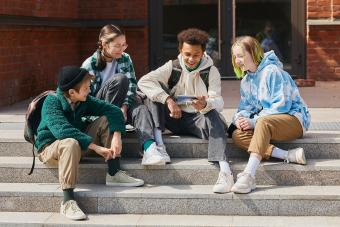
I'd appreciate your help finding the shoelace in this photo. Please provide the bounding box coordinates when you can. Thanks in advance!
[117,170,133,179]
[237,171,250,179]
[66,201,82,214]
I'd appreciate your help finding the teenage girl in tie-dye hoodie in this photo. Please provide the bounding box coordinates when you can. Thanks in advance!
[229,36,311,194]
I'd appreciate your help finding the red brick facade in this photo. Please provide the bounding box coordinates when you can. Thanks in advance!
[0,0,148,107]
[0,0,339,106]
[307,0,340,80]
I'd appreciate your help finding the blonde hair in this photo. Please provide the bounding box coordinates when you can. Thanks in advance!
[231,36,264,79]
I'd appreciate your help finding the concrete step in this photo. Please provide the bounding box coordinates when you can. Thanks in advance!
[1,157,340,186]
[1,131,340,159]
[1,183,340,216]
[1,212,340,227]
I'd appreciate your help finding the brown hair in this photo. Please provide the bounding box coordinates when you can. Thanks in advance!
[177,28,209,51]
[96,24,125,71]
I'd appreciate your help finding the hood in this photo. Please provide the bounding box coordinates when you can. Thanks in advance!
[178,52,214,74]
[256,50,283,73]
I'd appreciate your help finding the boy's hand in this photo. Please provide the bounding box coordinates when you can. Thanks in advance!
[166,97,182,119]
[89,143,113,161]
[121,104,128,122]
[235,117,254,131]
[192,96,207,111]
[111,132,122,158]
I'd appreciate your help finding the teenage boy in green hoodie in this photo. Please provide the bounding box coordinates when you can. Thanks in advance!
[36,66,144,220]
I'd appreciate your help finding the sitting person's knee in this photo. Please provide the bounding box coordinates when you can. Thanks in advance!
[114,73,129,87]
[60,138,82,157]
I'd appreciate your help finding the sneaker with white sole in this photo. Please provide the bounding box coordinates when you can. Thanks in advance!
[213,172,234,194]
[286,147,306,165]
[60,200,86,220]
[231,172,256,194]
[142,143,166,165]
[106,170,144,187]
[157,144,171,163]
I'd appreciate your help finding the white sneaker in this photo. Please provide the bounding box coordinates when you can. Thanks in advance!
[60,200,86,220]
[286,147,306,165]
[231,172,256,194]
[157,144,171,163]
[213,172,234,194]
[106,171,144,187]
[141,143,166,165]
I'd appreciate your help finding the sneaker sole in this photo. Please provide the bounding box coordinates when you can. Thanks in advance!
[231,185,256,194]
[60,211,87,221]
[142,160,166,166]
[106,181,144,187]
[213,188,232,194]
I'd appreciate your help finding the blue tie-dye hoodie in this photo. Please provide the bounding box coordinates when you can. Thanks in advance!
[233,50,311,133]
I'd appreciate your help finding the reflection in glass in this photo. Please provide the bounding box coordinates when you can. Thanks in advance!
[162,0,220,68]
[235,0,291,70]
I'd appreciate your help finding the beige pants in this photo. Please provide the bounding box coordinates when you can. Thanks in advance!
[232,114,303,160]
[39,116,112,189]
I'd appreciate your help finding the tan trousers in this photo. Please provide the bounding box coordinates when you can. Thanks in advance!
[39,116,112,189]
[232,114,303,160]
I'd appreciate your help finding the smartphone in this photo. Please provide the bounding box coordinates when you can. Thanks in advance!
[175,95,197,105]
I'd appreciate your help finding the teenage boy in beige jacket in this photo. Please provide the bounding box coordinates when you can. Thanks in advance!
[138,28,234,194]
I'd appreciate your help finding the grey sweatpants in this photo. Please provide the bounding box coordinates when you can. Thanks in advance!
[144,99,229,162]
[96,74,155,147]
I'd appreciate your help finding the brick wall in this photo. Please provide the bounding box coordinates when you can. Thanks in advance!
[79,0,147,19]
[307,26,340,80]
[307,0,340,80]
[0,0,149,107]
[0,0,79,18]
[307,0,332,18]
[0,26,80,107]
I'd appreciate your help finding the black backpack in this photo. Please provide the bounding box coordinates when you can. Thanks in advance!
[24,90,56,175]
[168,59,211,90]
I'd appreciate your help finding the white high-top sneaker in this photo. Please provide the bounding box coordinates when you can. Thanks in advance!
[213,172,234,194]
[141,143,166,165]
[157,144,171,163]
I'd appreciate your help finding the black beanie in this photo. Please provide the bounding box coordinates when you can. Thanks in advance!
[57,66,89,91]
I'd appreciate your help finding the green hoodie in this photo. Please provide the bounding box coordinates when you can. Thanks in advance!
[35,88,126,152]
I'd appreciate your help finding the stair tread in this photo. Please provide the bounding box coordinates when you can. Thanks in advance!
[1,156,340,171]
[2,130,340,143]
[1,183,340,199]
[0,212,340,227]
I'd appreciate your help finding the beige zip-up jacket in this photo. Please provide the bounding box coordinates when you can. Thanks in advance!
[138,54,224,114]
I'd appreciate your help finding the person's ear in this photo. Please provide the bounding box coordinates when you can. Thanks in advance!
[68,89,76,96]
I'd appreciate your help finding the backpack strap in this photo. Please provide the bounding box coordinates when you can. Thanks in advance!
[199,66,211,89]
[168,59,182,90]
[28,144,35,175]
[168,59,211,90]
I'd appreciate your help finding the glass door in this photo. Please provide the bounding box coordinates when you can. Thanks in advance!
[149,0,305,78]
[234,0,305,77]
[162,0,220,65]
[149,0,224,72]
